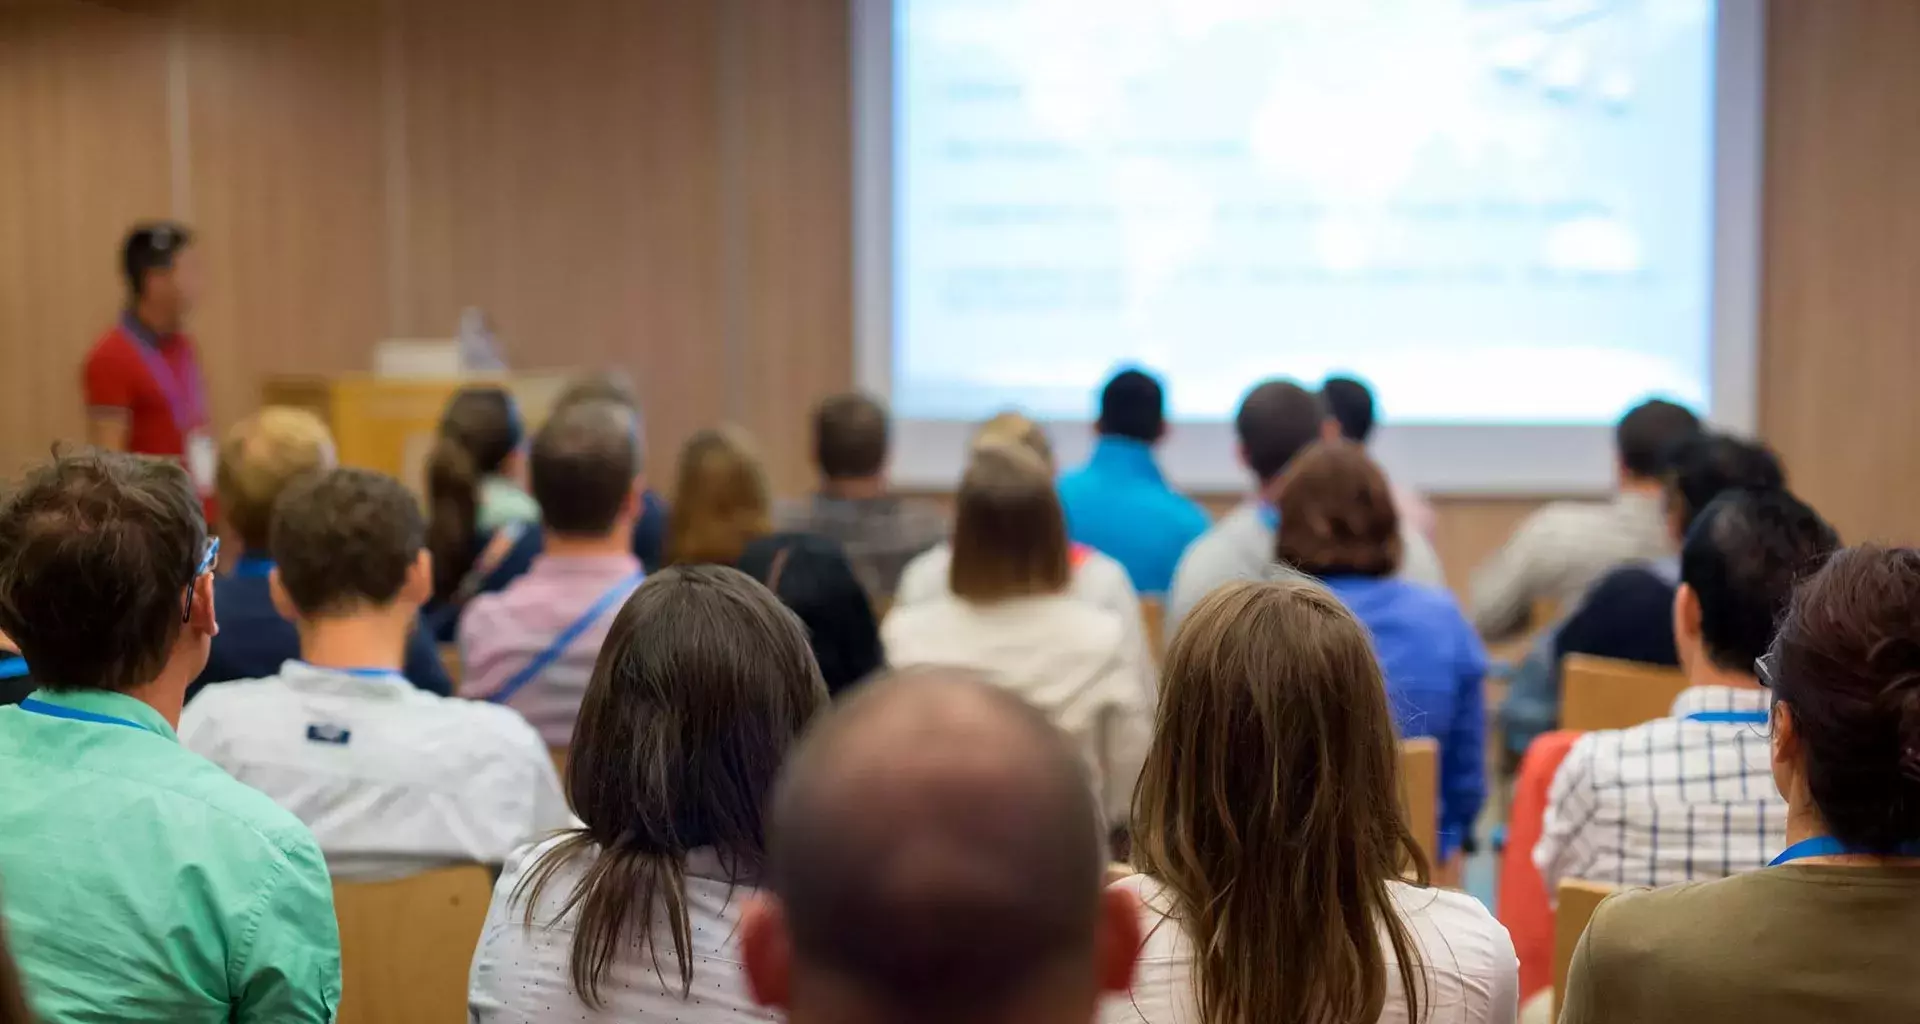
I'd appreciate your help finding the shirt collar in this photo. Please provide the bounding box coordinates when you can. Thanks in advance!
[277,660,414,695]
[529,551,643,578]
[24,688,177,741]
[1671,683,1771,719]
[119,310,172,350]
[1088,436,1166,485]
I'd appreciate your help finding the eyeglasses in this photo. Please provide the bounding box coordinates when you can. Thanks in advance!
[182,537,220,624]
[1755,652,1777,690]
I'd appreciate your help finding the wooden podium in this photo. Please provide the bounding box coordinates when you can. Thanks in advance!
[260,374,571,494]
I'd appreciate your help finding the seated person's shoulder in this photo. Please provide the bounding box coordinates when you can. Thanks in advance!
[1579,876,1758,967]
[893,542,952,605]
[169,748,330,861]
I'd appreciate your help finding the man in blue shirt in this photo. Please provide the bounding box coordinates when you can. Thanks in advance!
[1056,369,1209,595]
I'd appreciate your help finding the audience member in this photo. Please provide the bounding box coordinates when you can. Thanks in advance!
[469,565,827,1021]
[1275,440,1490,863]
[669,426,775,566]
[882,443,1153,826]
[1494,434,1788,754]
[1537,488,1840,891]
[547,371,672,571]
[0,631,28,709]
[1471,398,1701,639]
[1321,374,1437,538]
[195,407,451,699]
[1111,578,1517,1024]
[1056,369,1210,596]
[422,386,534,638]
[462,401,648,747]
[0,451,339,1021]
[894,411,1150,667]
[777,392,945,604]
[739,533,885,697]
[1166,379,1444,639]
[1561,545,1920,1024]
[183,468,570,879]
[741,668,1140,1024]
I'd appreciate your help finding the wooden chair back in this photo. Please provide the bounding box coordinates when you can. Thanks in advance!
[1398,738,1439,868]
[333,865,493,1024]
[549,746,569,783]
[1561,654,1690,732]
[437,643,461,688]
[1553,879,1617,1019]
[1141,598,1166,654]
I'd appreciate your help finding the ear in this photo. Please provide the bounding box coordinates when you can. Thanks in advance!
[740,894,792,1009]
[622,475,646,523]
[1672,582,1703,658]
[402,549,434,607]
[1770,700,1802,803]
[268,568,297,623]
[189,571,219,639]
[1094,886,1142,995]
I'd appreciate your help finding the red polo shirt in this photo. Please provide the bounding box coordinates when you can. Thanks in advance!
[83,313,217,521]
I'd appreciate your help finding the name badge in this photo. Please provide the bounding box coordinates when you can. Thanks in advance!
[186,431,217,495]
[306,723,351,745]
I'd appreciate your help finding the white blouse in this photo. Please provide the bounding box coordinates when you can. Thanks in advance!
[469,837,775,1024]
[1102,875,1518,1024]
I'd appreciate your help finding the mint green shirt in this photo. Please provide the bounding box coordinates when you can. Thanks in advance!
[0,689,342,1022]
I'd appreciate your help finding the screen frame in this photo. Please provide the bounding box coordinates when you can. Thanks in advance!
[853,0,1766,495]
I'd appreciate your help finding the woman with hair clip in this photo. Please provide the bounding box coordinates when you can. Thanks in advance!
[468,564,828,1021]
[1108,578,1516,1024]
[421,386,535,638]
[1560,545,1920,1024]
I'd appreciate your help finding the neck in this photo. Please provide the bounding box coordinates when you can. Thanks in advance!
[1688,659,1763,692]
[130,298,176,338]
[295,612,412,672]
[542,527,633,559]
[1780,804,1920,866]
[823,477,885,501]
[1618,475,1664,499]
[125,655,196,729]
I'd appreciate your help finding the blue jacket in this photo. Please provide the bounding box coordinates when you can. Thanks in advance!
[192,555,452,701]
[1323,574,1489,860]
[1057,437,1209,595]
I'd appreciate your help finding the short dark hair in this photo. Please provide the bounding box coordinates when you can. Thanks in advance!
[1680,488,1838,673]
[122,221,193,298]
[1664,432,1784,533]
[1096,369,1165,443]
[0,450,205,692]
[1274,441,1402,578]
[553,369,641,414]
[270,468,425,617]
[1615,399,1701,479]
[739,533,884,697]
[814,393,891,480]
[532,401,640,536]
[1235,380,1326,483]
[1320,376,1376,443]
[1771,545,1920,852]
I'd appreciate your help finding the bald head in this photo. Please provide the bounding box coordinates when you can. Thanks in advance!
[745,669,1133,1024]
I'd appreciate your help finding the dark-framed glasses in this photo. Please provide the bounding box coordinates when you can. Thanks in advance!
[182,536,220,624]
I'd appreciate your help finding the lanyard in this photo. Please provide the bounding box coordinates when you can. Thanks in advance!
[0,657,27,681]
[122,317,202,435]
[1685,710,1770,724]
[18,697,148,733]
[232,555,275,579]
[489,571,643,705]
[1771,835,1920,866]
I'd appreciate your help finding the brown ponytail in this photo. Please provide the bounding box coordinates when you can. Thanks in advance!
[425,387,523,603]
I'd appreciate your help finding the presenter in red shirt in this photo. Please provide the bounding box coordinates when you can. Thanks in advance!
[82,222,217,521]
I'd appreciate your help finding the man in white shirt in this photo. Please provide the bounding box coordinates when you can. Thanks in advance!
[742,668,1140,1024]
[183,468,571,881]
[1536,488,1839,892]
[1470,399,1701,641]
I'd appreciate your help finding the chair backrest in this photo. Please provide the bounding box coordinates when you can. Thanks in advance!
[1553,878,1617,1019]
[1561,654,1690,732]
[550,746,569,783]
[438,643,462,687]
[1398,738,1439,868]
[333,865,494,1024]
[1141,598,1166,654]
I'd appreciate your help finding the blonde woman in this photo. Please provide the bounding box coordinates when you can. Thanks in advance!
[1108,579,1517,1024]
[882,442,1152,826]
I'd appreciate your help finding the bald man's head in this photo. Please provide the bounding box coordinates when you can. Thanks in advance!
[742,669,1138,1024]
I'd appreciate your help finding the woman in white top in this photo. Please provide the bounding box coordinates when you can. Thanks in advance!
[1107,578,1517,1024]
[883,440,1154,828]
[468,564,829,1022]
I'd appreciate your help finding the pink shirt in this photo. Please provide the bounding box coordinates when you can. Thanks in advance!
[458,553,643,748]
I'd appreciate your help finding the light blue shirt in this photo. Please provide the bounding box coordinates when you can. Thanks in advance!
[1057,437,1210,596]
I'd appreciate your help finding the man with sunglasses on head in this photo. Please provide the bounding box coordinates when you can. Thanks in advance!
[84,222,219,523]
[0,450,341,1022]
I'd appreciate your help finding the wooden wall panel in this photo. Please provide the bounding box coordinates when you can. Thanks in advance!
[394,0,727,483]
[1758,0,1920,545]
[0,3,173,474]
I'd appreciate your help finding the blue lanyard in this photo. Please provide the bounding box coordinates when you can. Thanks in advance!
[1685,710,1770,724]
[0,657,27,681]
[232,555,275,579]
[18,697,148,733]
[1771,835,1920,866]
[121,315,201,434]
[489,571,643,705]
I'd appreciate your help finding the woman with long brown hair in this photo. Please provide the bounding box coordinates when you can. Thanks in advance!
[1108,578,1516,1024]
[668,427,774,567]
[468,565,829,1021]
[423,386,534,622]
